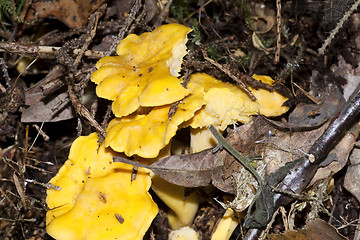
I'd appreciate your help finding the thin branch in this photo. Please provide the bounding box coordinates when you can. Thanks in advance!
[318,0,360,55]
[0,57,11,89]
[274,0,281,64]
[201,48,256,100]
[73,4,105,67]
[68,85,107,137]
[0,42,105,59]
[105,0,142,57]
[153,0,173,28]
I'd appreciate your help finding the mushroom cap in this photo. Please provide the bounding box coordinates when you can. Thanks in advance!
[104,84,205,158]
[46,133,158,240]
[186,73,260,131]
[91,23,192,117]
[250,74,289,116]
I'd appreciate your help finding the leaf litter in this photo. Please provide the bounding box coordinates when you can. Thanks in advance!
[1,0,360,239]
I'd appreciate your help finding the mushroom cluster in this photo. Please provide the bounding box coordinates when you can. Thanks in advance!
[46,23,290,239]
[46,133,158,240]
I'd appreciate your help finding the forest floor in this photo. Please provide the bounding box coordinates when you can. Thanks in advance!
[0,0,360,239]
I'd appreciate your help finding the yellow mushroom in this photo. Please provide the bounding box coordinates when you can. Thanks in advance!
[151,175,199,230]
[186,73,259,153]
[169,226,199,240]
[186,73,289,153]
[250,74,290,116]
[91,23,192,118]
[211,209,239,240]
[46,133,158,240]
[104,81,204,158]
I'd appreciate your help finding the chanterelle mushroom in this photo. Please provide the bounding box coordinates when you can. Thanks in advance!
[185,73,289,153]
[250,74,289,116]
[46,133,158,240]
[91,23,192,118]
[104,81,204,158]
[211,209,239,240]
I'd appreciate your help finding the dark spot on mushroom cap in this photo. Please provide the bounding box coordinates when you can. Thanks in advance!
[115,213,124,224]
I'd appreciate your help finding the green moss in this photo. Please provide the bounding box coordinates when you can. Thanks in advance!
[207,42,223,62]
[190,19,202,46]
[170,0,197,21]
[0,0,35,28]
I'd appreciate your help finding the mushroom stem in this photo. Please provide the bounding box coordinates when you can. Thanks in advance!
[190,127,220,153]
[211,209,239,240]
[169,226,199,240]
[151,175,200,229]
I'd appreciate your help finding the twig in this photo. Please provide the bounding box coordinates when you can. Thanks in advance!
[0,186,18,211]
[0,57,11,89]
[318,0,360,55]
[68,85,107,137]
[293,82,319,104]
[20,125,29,174]
[106,0,141,57]
[98,104,112,143]
[153,0,173,28]
[0,42,105,59]
[258,208,280,240]
[73,4,105,68]
[201,48,256,101]
[309,85,360,163]
[13,173,27,209]
[31,123,50,141]
[274,0,281,64]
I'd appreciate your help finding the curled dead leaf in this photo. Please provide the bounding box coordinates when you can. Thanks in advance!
[24,0,106,29]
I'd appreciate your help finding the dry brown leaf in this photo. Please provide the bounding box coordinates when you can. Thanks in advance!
[24,0,106,29]
[113,149,226,188]
[21,90,75,122]
[268,218,348,240]
[344,147,360,203]
[311,130,355,184]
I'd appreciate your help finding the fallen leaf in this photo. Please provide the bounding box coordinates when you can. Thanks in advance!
[311,130,355,185]
[21,66,75,122]
[344,146,360,203]
[288,86,345,126]
[268,218,348,240]
[331,55,360,101]
[24,0,106,29]
[21,89,75,122]
[113,149,226,188]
